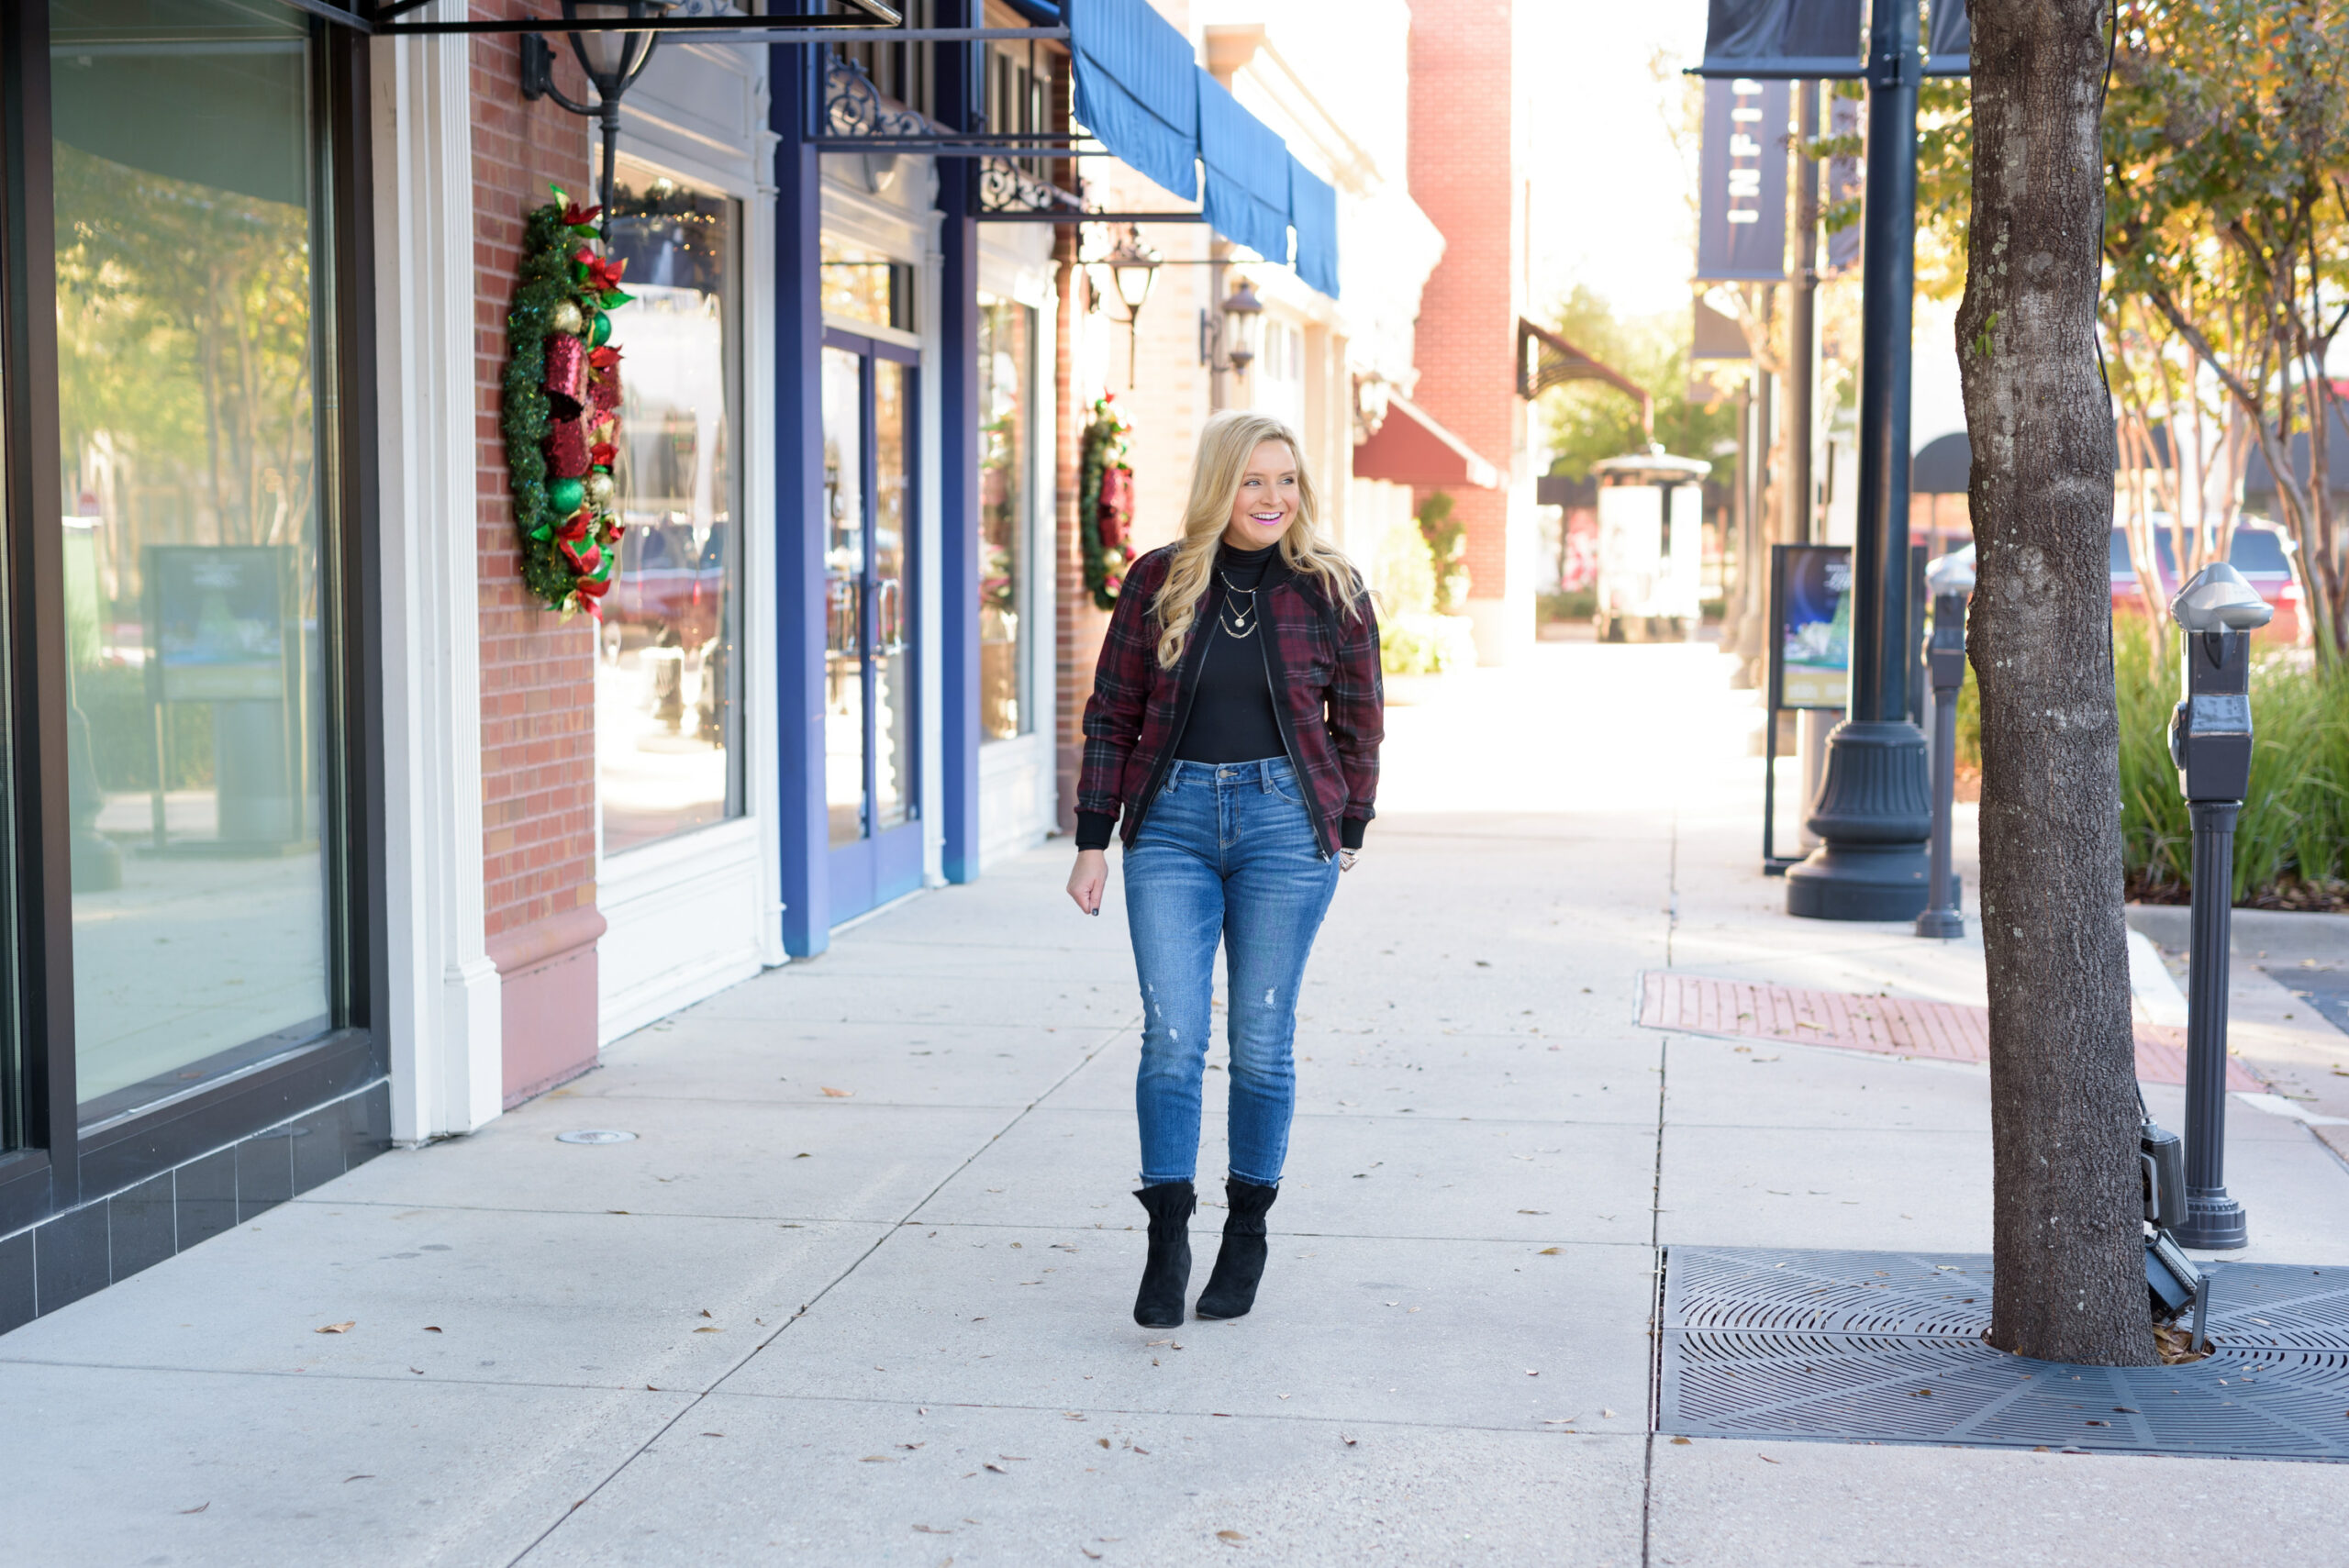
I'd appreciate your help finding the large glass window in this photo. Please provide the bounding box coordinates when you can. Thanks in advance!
[596,161,743,856]
[50,0,336,1121]
[977,296,1032,740]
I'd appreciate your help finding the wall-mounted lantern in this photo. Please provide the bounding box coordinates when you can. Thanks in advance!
[519,1,675,244]
[1199,275,1264,379]
[1092,228,1162,390]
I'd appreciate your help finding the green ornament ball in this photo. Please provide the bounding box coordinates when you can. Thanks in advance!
[590,310,613,348]
[549,476,586,517]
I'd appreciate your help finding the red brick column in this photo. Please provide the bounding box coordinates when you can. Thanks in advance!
[471,10,605,1106]
[1406,0,1521,616]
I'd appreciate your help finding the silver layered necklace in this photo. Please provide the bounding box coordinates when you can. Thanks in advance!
[1216,571,1260,639]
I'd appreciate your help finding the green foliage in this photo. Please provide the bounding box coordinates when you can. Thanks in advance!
[1540,588,1598,622]
[75,665,214,793]
[1416,491,1469,615]
[1076,396,1133,612]
[1960,617,2349,905]
[1379,612,1475,677]
[1534,284,1738,480]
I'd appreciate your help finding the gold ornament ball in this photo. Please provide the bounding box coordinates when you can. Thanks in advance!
[583,471,617,510]
[549,299,587,337]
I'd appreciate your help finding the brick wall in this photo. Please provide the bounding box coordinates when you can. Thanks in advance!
[470,7,603,1100]
[1406,0,1521,602]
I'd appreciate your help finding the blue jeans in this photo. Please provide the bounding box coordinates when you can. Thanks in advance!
[1124,757,1341,1188]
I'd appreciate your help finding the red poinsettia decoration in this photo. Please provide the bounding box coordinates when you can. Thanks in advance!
[573,248,629,295]
[559,198,602,228]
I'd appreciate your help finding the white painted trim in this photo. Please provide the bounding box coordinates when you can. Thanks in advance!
[591,50,787,1025]
[370,11,502,1141]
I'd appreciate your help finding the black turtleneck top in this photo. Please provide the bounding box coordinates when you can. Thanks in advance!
[1172,542,1286,765]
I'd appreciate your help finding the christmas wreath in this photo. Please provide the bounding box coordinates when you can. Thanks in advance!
[499,185,634,615]
[1076,394,1135,611]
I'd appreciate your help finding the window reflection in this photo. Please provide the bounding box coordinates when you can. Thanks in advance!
[821,346,866,846]
[819,239,912,332]
[51,0,332,1119]
[977,298,1031,740]
[596,165,743,856]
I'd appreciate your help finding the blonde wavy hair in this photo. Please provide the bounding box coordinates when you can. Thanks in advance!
[1151,410,1364,668]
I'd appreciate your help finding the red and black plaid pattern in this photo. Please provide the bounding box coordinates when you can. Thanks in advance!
[1079,544,1384,851]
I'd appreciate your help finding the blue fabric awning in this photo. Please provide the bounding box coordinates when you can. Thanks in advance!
[1287,156,1339,301]
[1197,70,1291,262]
[1070,0,1198,202]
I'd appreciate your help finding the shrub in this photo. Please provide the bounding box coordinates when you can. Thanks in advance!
[1957,614,2349,905]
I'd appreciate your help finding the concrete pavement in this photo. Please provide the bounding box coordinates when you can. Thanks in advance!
[9,640,2349,1566]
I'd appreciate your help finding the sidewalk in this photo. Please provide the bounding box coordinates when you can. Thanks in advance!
[9,642,2349,1565]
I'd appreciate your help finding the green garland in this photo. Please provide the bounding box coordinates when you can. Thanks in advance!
[499,186,633,614]
[1076,395,1134,611]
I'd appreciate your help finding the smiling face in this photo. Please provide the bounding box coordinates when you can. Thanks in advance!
[1222,439,1300,550]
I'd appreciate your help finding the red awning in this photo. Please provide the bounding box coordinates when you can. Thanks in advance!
[1352,395,1503,490]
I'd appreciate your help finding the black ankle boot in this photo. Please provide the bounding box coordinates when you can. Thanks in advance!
[1194,1178,1277,1320]
[1132,1182,1195,1328]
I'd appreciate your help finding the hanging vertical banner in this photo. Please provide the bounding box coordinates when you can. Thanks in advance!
[1825,91,1863,274]
[1696,77,1789,283]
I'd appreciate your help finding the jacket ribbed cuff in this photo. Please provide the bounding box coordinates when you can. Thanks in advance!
[1074,810,1117,852]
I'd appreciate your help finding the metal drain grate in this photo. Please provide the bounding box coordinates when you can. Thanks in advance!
[1658,1246,2349,1460]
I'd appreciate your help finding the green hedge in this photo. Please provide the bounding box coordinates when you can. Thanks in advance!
[1955,617,2349,905]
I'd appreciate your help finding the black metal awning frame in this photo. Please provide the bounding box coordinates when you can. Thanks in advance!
[289,0,905,37]
[796,27,1211,226]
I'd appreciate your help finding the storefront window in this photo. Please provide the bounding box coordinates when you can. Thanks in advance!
[977,297,1031,740]
[820,239,913,332]
[50,0,335,1119]
[597,163,744,856]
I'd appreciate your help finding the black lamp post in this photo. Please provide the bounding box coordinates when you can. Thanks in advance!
[2167,562,2273,1251]
[519,0,674,246]
[1097,228,1162,389]
[1785,0,1934,921]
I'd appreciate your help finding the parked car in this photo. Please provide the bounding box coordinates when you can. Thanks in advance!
[2108,520,2300,641]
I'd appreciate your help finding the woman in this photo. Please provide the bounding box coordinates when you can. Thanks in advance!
[1065,410,1384,1329]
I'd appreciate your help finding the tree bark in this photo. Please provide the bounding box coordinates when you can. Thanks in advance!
[1957,0,2156,1366]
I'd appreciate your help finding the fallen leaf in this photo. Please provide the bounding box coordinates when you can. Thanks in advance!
[1082,1551,1102,1562]
[862,1454,898,1463]
[695,1327,723,1333]
[795,1151,812,1158]
[1913,1389,1932,1397]
[702,1432,724,1438]
[179,1503,209,1515]
[1132,1446,1150,1455]
[315,1321,354,1334]
[345,1473,374,1482]
[1538,1247,1563,1255]
[1670,1437,1691,1446]
[1340,1434,1356,1446]
[899,1442,926,1450]
[1518,1209,1550,1216]
[1601,1408,1617,1418]
[423,1326,442,1333]
[912,1524,952,1534]
[1217,1529,1249,1541]
[821,1086,853,1097]
[700,1309,714,1318]
[408,1366,424,1374]
[1759,1455,1779,1464]
[1097,1437,1111,1449]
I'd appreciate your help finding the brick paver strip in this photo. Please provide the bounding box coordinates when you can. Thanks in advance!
[1639,972,2263,1090]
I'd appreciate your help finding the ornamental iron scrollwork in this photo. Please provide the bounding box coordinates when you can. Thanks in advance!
[824,57,933,139]
[977,156,1084,216]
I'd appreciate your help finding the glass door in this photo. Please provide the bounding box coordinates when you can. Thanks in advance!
[819,329,920,920]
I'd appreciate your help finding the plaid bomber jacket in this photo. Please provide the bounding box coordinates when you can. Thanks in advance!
[1077,543,1384,856]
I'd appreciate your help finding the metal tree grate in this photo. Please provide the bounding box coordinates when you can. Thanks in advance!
[1658,1246,2349,1460]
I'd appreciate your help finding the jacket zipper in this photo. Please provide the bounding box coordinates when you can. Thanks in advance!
[1119,577,1219,847]
[1253,580,1333,859]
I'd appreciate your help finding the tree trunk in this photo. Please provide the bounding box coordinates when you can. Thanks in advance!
[1956,0,2155,1367]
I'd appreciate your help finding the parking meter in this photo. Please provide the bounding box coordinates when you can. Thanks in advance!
[2166,562,2272,1251]
[1913,551,1973,939]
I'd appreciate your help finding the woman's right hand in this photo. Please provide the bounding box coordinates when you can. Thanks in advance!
[1067,850,1108,917]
